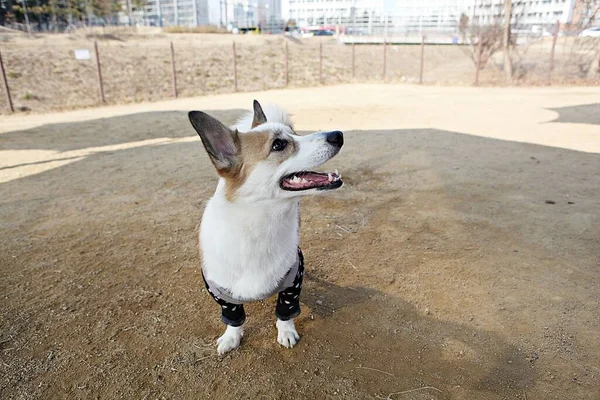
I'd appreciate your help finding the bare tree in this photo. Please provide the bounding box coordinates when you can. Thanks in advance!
[563,0,600,79]
[21,0,32,35]
[460,18,504,71]
[503,0,513,81]
[504,1,539,81]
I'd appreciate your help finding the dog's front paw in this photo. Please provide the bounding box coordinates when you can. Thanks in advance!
[217,325,243,355]
[276,319,300,348]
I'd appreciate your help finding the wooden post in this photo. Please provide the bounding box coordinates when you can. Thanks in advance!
[548,20,560,84]
[170,41,178,98]
[285,41,289,86]
[94,41,105,103]
[0,50,14,113]
[419,35,425,84]
[474,33,482,86]
[352,42,355,79]
[382,38,387,79]
[319,42,323,84]
[232,41,238,92]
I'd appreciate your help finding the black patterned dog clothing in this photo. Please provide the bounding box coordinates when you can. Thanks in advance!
[202,248,305,327]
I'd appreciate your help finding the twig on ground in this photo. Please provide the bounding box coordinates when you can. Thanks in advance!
[336,224,352,233]
[193,355,212,364]
[375,386,442,399]
[348,260,359,271]
[355,366,394,376]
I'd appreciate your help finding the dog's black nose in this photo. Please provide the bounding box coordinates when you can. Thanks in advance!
[326,131,344,147]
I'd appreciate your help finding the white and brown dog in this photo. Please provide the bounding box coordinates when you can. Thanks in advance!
[188,100,344,354]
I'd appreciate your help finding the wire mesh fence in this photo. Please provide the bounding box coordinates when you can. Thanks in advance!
[0,32,599,114]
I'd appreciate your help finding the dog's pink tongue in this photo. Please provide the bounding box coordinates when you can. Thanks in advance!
[283,172,336,189]
[299,172,329,183]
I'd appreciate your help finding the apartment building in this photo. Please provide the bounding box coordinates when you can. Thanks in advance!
[140,0,219,26]
[281,0,594,32]
[466,0,577,27]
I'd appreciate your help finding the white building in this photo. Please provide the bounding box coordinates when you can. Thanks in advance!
[142,0,220,26]
[281,0,589,32]
[224,0,283,29]
[388,0,471,33]
[281,0,475,34]
[139,0,282,27]
[282,0,387,27]
[467,0,578,28]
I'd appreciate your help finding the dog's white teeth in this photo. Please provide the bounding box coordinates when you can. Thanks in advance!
[335,169,339,176]
[291,176,300,183]
[300,178,308,184]
[328,173,333,182]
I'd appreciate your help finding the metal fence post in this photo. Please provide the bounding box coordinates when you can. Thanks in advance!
[285,41,289,86]
[170,41,178,98]
[319,42,323,84]
[474,33,482,86]
[94,41,105,103]
[548,20,560,84]
[352,42,355,79]
[0,50,14,113]
[233,41,238,92]
[382,38,387,79]
[419,35,425,84]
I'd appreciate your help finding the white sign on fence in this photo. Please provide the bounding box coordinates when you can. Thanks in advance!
[74,49,91,60]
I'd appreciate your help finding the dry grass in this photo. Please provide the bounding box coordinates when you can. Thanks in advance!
[0,32,598,114]
[163,25,229,34]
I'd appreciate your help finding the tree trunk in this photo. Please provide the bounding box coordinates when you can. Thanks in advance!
[503,0,513,82]
[22,0,32,36]
[51,0,57,32]
[127,0,134,30]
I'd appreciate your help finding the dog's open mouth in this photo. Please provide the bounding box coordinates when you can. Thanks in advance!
[280,170,343,191]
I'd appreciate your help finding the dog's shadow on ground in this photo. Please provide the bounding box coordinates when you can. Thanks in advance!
[284,276,536,399]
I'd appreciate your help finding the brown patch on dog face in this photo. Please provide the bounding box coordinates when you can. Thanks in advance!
[223,131,269,201]
[223,130,297,201]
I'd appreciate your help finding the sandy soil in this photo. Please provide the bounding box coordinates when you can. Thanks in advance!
[0,31,598,114]
[1,84,599,152]
[1,86,600,399]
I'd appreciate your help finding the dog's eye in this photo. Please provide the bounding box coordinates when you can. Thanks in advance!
[271,138,288,152]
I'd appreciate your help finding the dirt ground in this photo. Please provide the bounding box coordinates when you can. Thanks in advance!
[1,86,600,399]
[1,30,598,114]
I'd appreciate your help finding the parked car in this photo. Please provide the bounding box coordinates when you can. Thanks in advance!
[530,25,553,37]
[345,27,368,36]
[312,29,335,36]
[580,27,600,37]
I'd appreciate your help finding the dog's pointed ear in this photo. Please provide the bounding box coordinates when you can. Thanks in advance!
[251,100,267,129]
[189,111,240,173]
